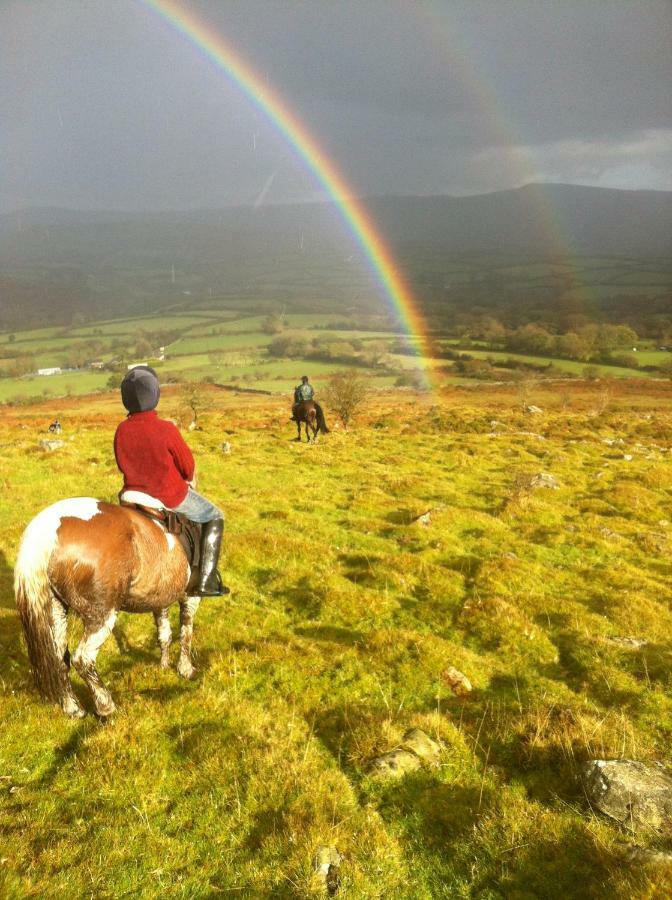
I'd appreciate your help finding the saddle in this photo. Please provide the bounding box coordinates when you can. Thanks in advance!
[118,494,203,591]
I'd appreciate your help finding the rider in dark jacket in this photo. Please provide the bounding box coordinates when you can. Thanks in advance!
[291,375,329,432]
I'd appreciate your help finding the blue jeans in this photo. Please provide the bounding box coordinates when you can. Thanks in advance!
[169,488,223,524]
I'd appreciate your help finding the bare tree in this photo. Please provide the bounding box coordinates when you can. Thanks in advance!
[325,369,367,430]
[180,381,208,430]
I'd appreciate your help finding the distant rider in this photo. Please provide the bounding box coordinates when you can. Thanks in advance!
[291,375,329,433]
[114,365,229,597]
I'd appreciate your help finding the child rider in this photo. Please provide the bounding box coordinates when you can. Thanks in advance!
[114,365,229,597]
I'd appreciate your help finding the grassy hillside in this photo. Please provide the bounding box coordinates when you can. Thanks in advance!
[1,383,671,897]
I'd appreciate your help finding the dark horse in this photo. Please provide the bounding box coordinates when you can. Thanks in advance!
[294,400,329,443]
[15,497,203,718]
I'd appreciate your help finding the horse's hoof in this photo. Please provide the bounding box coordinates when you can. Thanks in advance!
[160,655,171,670]
[177,659,196,680]
[62,697,86,718]
[95,698,116,718]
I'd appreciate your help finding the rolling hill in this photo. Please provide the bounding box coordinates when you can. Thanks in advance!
[0,184,670,330]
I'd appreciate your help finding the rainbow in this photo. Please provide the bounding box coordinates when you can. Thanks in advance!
[419,3,581,263]
[139,0,434,385]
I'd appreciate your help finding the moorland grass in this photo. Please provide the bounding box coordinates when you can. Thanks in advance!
[0,383,671,897]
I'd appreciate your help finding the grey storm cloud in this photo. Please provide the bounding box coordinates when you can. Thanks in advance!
[1,0,670,212]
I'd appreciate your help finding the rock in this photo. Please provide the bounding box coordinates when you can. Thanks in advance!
[442,666,473,696]
[524,404,543,414]
[626,846,672,868]
[410,506,443,526]
[314,845,342,895]
[623,454,633,461]
[401,728,441,765]
[221,441,232,454]
[581,760,672,828]
[608,636,648,649]
[367,728,440,778]
[187,421,198,431]
[530,472,559,489]
[38,440,64,451]
[367,748,422,778]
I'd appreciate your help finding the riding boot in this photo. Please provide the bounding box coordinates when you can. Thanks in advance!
[195,518,230,597]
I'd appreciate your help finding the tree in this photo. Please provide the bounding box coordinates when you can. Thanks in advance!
[325,370,367,430]
[180,381,209,429]
[261,314,285,335]
[107,372,124,390]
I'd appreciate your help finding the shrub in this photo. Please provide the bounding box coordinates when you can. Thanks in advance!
[324,369,368,429]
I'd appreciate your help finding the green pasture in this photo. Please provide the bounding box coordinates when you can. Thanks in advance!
[0,326,64,346]
[565,284,666,300]
[0,371,109,403]
[1,386,671,897]
[167,333,274,355]
[460,349,653,378]
[68,314,224,337]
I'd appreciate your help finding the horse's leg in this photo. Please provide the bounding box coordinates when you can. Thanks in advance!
[296,420,302,441]
[72,610,118,717]
[177,596,201,679]
[51,596,85,718]
[153,608,172,669]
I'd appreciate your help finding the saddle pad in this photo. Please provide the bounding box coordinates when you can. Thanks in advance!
[119,490,164,509]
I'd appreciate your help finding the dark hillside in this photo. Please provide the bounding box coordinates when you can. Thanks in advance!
[0,185,670,330]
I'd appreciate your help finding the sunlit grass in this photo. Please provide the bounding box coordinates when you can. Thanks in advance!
[0,383,671,897]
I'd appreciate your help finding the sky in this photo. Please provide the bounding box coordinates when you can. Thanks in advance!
[1,0,671,213]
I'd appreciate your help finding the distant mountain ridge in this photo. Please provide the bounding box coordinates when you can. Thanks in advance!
[3,183,671,255]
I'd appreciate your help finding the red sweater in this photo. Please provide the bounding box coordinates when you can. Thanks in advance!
[114,411,194,508]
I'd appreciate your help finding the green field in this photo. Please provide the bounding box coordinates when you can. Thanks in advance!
[1,383,671,897]
[0,285,670,408]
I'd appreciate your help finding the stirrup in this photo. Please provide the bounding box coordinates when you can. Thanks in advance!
[195,571,230,597]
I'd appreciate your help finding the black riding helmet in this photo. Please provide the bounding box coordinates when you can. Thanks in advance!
[121,365,160,413]
[301,375,309,383]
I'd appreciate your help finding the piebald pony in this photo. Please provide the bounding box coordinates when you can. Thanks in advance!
[15,497,202,717]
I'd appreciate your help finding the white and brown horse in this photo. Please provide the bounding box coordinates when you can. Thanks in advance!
[15,497,201,718]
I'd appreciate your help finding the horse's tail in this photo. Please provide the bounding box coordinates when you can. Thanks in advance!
[316,403,330,434]
[14,514,70,703]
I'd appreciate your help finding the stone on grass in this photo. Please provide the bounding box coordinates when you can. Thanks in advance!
[530,472,559,489]
[524,404,543,414]
[314,845,342,895]
[626,846,672,868]
[608,636,648,650]
[368,748,422,778]
[367,728,440,779]
[442,666,473,696]
[581,760,672,829]
[401,728,441,766]
[38,440,64,451]
[221,441,232,454]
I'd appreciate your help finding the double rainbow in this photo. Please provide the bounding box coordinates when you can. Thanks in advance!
[141,0,433,384]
